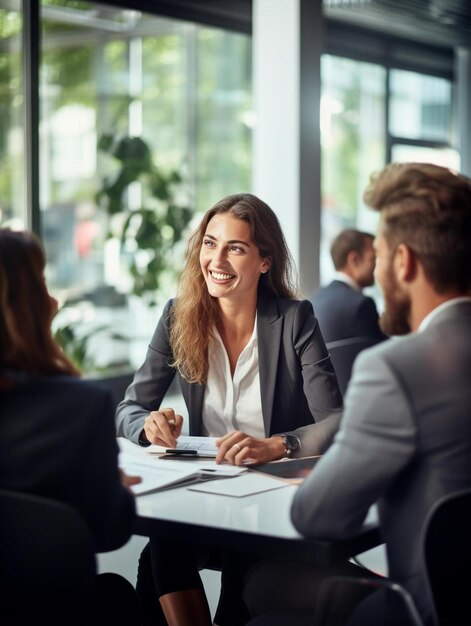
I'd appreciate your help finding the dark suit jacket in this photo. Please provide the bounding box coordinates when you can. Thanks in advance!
[0,375,136,554]
[291,300,471,625]
[311,280,387,343]
[116,292,343,457]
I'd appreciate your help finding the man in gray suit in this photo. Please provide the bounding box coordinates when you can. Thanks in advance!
[244,162,471,626]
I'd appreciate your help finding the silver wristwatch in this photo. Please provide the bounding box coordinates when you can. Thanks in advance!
[280,433,301,456]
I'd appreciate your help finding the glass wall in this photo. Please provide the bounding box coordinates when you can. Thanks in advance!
[39,1,252,372]
[389,69,459,171]
[320,55,457,289]
[2,2,459,373]
[0,2,24,229]
[320,55,386,285]
[389,69,452,142]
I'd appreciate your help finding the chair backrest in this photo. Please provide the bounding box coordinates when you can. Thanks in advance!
[89,371,134,410]
[314,576,424,626]
[326,336,382,397]
[423,487,471,626]
[313,489,471,626]
[0,489,97,626]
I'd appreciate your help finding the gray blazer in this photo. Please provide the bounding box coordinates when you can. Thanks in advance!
[291,299,471,624]
[116,292,343,456]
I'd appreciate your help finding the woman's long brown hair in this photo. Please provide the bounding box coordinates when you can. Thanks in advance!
[0,229,80,382]
[170,193,298,383]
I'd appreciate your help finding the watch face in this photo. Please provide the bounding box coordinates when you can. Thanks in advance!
[285,434,300,451]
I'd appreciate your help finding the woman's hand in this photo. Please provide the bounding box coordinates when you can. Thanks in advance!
[215,431,286,466]
[142,407,184,448]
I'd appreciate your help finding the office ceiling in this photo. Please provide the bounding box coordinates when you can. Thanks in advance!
[323,0,471,47]
[59,1,471,47]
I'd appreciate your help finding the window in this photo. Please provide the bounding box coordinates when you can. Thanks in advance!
[0,2,24,229]
[320,54,457,288]
[320,55,386,285]
[389,69,459,171]
[39,1,252,372]
[3,4,460,371]
[389,69,452,143]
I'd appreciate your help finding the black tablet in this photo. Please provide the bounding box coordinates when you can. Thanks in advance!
[249,456,321,480]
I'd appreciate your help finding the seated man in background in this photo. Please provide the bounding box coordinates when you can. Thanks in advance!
[311,228,387,343]
[244,162,471,626]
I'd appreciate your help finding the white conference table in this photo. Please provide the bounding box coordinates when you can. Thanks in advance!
[122,439,382,567]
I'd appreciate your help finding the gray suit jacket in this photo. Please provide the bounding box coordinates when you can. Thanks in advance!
[291,299,471,624]
[116,292,343,456]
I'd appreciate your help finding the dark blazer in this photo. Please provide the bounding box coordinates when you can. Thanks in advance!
[311,280,387,343]
[0,376,136,554]
[116,292,343,457]
[291,300,471,625]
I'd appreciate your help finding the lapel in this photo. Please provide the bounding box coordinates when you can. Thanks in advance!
[186,378,205,435]
[257,290,282,435]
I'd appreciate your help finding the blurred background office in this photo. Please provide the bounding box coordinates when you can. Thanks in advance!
[1,0,468,382]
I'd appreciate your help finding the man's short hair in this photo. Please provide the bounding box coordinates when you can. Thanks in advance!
[330,229,374,271]
[363,162,471,293]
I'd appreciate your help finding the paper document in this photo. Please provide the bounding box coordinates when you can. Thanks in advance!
[147,435,219,457]
[119,451,246,495]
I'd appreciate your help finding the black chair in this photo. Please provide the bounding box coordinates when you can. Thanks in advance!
[89,371,134,410]
[326,336,383,397]
[0,489,96,626]
[313,576,424,626]
[312,487,471,626]
[423,487,471,626]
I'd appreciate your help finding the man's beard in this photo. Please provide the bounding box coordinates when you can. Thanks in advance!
[379,265,411,336]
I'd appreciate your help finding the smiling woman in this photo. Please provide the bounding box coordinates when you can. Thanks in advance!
[200,214,271,306]
[166,193,297,388]
[116,192,343,626]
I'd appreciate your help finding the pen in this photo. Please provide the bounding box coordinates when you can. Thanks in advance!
[165,449,198,455]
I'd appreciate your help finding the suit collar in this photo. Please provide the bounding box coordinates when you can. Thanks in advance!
[332,272,361,292]
[419,297,471,332]
[256,288,280,325]
[330,279,356,293]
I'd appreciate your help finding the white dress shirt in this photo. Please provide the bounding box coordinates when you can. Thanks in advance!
[333,271,361,292]
[202,317,265,438]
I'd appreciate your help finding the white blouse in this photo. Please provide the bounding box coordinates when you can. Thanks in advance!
[202,316,265,438]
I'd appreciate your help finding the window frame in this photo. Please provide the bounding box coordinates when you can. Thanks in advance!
[324,19,455,166]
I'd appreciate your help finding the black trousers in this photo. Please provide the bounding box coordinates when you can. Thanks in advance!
[136,538,260,626]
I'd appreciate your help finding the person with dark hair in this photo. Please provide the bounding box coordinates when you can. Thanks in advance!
[243,162,471,626]
[116,192,343,626]
[311,228,387,343]
[0,228,142,625]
